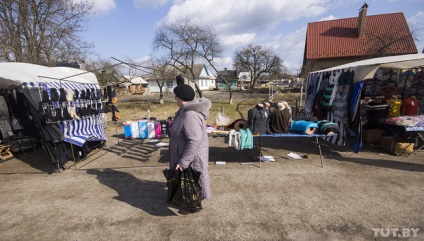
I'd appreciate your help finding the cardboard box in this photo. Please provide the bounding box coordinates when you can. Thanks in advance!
[381,136,413,154]
[123,121,139,139]
[393,142,414,154]
[363,128,385,144]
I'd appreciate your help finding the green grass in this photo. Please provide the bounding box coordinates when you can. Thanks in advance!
[111,91,301,126]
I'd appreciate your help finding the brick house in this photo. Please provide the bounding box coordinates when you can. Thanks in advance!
[301,3,418,78]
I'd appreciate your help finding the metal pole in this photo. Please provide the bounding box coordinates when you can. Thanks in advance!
[67,120,77,170]
[316,136,323,168]
[300,82,304,107]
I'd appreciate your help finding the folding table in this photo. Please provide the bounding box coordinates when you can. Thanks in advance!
[384,116,424,157]
[256,133,337,168]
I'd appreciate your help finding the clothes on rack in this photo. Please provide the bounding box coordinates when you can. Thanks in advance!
[239,128,253,150]
[387,95,402,117]
[228,129,241,150]
[402,96,419,116]
[247,104,272,134]
[270,107,291,133]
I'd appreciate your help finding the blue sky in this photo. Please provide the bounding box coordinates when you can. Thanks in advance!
[81,0,424,74]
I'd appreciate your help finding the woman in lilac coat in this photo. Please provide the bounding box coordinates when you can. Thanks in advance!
[169,84,212,212]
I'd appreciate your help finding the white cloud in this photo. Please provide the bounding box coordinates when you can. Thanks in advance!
[408,11,424,53]
[408,11,424,25]
[133,0,168,9]
[73,0,116,15]
[220,33,257,51]
[159,0,329,34]
[211,57,234,70]
[155,0,330,71]
[319,15,337,21]
[255,27,307,72]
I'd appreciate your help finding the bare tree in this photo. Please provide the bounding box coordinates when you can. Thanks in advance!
[366,23,421,58]
[153,18,233,101]
[147,56,178,104]
[0,0,93,66]
[233,44,283,93]
[85,58,121,87]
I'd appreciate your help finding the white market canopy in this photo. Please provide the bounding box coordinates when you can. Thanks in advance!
[123,75,148,85]
[310,54,424,83]
[0,62,99,89]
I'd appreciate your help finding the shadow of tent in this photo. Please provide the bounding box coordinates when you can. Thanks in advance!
[0,149,54,174]
[104,139,157,162]
[86,168,177,216]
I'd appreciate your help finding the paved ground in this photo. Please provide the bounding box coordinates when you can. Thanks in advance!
[0,127,423,241]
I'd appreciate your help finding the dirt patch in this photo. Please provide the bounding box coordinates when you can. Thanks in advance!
[0,127,423,240]
[0,91,423,240]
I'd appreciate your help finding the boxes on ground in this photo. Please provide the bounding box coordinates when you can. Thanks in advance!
[123,121,139,139]
[381,136,414,154]
[363,128,385,144]
[138,120,148,138]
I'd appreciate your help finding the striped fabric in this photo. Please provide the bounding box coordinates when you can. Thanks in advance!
[39,82,106,146]
[60,116,106,146]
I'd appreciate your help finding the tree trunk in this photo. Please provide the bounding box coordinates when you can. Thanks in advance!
[229,88,233,104]
[159,87,164,104]
[194,82,203,98]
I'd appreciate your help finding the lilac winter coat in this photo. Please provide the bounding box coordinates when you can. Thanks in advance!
[169,98,212,200]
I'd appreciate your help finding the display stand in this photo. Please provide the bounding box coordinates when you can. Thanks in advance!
[384,123,424,157]
[256,133,336,168]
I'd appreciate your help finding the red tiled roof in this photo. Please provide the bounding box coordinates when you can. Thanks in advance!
[305,12,418,59]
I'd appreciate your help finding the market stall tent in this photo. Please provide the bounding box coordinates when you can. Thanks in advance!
[313,54,424,83]
[0,62,106,171]
[305,54,424,151]
[0,62,98,88]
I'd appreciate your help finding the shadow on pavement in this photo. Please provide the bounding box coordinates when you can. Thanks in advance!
[86,168,177,216]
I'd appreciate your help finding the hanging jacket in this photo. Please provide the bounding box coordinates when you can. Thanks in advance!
[239,128,253,150]
[247,105,272,134]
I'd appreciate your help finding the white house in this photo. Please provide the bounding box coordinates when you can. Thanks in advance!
[120,75,148,94]
[238,71,252,89]
[145,65,216,93]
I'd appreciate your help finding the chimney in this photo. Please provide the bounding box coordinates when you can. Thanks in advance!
[357,3,368,38]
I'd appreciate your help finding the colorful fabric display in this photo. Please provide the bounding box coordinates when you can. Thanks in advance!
[147,120,155,138]
[316,120,340,135]
[138,120,148,138]
[239,128,253,150]
[154,121,162,139]
[320,85,335,110]
[290,120,318,135]
[402,97,419,116]
[387,97,402,117]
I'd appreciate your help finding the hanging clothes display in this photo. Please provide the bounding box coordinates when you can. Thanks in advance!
[304,72,321,115]
[247,104,272,135]
[19,80,106,170]
[325,69,355,146]
[38,82,106,147]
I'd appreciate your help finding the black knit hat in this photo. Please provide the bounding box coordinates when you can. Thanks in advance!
[173,84,195,101]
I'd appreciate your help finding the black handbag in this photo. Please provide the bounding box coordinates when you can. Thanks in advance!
[163,166,202,210]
